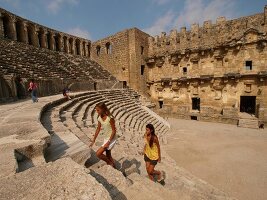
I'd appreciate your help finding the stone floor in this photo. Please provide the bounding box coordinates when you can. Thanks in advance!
[165,118,267,200]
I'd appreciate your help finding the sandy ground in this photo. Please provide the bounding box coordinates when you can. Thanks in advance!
[164,118,267,200]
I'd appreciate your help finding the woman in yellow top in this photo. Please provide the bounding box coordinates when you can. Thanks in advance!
[144,124,163,182]
[90,102,117,168]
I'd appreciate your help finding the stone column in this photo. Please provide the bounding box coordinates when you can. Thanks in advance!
[6,17,17,40]
[31,26,39,47]
[39,31,47,48]
[48,32,55,50]
[87,43,91,58]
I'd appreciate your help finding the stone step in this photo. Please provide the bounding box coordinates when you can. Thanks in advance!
[238,118,259,129]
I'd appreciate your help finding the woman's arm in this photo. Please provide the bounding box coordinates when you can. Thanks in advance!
[155,136,161,162]
[108,118,116,141]
[90,122,101,147]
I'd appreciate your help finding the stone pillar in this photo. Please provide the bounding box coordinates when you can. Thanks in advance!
[39,31,47,48]
[48,32,55,50]
[6,17,17,40]
[0,12,4,38]
[87,43,91,58]
[82,41,86,56]
[55,34,62,51]
[31,26,39,47]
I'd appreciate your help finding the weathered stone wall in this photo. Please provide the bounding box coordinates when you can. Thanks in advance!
[91,29,130,82]
[91,28,150,93]
[146,6,267,124]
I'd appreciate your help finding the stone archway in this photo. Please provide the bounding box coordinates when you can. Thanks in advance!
[0,76,13,102]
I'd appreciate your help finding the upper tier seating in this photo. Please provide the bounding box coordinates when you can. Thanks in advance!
[0,39,116,81]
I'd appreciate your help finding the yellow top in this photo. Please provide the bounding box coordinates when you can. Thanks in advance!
[144,137,159,160]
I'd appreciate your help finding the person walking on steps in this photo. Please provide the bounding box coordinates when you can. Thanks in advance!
[144,123,164,184]
[28,79,38,103]
[90,102,117,168]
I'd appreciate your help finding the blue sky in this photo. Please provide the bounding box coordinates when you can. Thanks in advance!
[0,0,266,41]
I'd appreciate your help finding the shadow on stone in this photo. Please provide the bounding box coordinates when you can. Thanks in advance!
[120,158,141,177]
[89,170,127,200]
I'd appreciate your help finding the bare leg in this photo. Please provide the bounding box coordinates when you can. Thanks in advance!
[96,147,111,164]
[145,162,154,180]
[106,150,115,167]
[148,164,161,181]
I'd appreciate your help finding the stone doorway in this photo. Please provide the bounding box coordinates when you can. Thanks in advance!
[240,96,256,114]
[192,97,200,111]
[159,101,163,109]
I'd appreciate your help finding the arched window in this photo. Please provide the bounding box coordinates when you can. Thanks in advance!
[105,42,112,54]
[96,45,101,56]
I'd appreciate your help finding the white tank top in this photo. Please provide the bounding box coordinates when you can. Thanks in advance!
[98,115,113,139]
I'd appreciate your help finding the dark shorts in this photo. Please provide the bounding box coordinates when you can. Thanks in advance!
[144,154,158,166]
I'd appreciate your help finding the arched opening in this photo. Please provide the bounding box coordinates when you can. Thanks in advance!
[83,41,86,56]
[47,32,54,50]
[105,42,112,54]
[27,25,34,45]
[75,39,81,55]
[69,38,74,54]
[2,15,15,40]
[0,77,13,102]
[96,45,101,56]
[15,76,26,99]
[15,20,25,42]
[63,36,68,53]
[55,34,61,51]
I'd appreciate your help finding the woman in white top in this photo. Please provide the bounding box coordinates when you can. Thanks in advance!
[90,102,117,167]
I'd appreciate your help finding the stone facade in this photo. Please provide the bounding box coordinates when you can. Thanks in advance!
[92,6,267,125]
[144,6,267,125]
[91,28,150,93]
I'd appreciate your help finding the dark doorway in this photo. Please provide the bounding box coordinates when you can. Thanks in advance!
[240,96,256,114]
[123,81,127,88]
[94,82,97,90]
[141,65,145,75]
[191,116,198,120]
[192,97,200,111]
[159,101,163,109]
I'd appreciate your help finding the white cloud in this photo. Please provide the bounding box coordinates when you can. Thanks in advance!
[67,27,92,40]
[174,0,236,29]
[143,10,175,36]
[144,0,236,36]
[46,0,79,14]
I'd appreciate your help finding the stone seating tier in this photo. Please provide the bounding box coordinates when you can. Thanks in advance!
[0,39,115,81]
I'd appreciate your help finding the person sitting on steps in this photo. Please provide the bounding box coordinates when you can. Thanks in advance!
[90,102,117,168]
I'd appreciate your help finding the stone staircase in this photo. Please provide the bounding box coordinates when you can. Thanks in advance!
[238,112,259,129]
[0,91,236,199]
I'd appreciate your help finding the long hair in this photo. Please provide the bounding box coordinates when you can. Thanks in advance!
[95,102,112,117]
[146,123,156,147]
